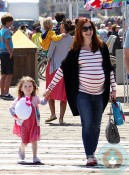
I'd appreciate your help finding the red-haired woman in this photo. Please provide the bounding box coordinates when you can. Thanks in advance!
[43,18,116,166]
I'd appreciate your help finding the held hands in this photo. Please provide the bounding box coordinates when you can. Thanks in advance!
[42,98,48,105]
[43,89,51,98]
[110,90,116,101]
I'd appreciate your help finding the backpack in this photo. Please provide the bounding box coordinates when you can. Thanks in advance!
[112,101,125,126]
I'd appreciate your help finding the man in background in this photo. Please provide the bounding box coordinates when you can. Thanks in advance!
[98,23,108,43]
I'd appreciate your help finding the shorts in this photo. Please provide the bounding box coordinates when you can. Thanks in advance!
[0,52,14,74]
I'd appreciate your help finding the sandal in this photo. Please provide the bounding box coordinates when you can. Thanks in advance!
[45,115,57,123]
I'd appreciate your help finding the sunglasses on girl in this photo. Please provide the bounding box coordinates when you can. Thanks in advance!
[82,26,93,32]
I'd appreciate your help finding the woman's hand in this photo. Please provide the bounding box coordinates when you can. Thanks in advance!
[110,90,116,101]
[43,89,51,98]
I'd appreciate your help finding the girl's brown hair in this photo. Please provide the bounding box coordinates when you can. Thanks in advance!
[17,76,38,97]
[71,18,103,52]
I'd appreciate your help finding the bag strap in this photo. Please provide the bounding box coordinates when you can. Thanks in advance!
[108,103,113,121]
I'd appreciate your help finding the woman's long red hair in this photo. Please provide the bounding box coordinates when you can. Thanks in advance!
[71,18,103,52]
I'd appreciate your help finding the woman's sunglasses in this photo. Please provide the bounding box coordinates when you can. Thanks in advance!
[82,26,93,32]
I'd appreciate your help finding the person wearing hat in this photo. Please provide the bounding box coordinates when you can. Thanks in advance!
[98,23,108,43]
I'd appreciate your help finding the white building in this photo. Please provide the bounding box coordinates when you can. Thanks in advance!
[39,0,90,19]
[53,0,90,19]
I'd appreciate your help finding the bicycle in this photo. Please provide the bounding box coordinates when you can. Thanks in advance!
[37,50,49,80]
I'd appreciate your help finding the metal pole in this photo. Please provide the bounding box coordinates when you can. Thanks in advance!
[69,2,72,20]
[90,11,93,18]
[122,1,129,105]
[104,9,108,17]
[76,0,78,18]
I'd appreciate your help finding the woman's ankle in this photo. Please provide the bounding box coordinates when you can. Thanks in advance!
[59,117,64,124]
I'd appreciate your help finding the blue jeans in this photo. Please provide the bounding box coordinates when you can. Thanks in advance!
[76,91,103,158]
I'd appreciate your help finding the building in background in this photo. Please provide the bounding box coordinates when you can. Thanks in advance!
[2,0,122,21]
[39,0,122,20]
[39,0,90,19]
[6,0,39,21]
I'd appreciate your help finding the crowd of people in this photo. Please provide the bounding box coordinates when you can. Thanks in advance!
[0,12,127,166]
[96,22,123,56]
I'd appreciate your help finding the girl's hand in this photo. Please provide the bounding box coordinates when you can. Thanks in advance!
[13,114,23,126]
[16,119,23,126]
[43,89,51,98]
[110,90,116,101]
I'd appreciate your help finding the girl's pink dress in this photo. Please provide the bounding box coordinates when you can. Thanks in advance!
[13,105,40,144]
[46,62,67,102]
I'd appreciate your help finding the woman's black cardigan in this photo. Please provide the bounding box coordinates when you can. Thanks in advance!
[60,43,113,116]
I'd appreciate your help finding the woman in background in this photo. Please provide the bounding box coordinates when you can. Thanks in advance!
[45,19,73,125]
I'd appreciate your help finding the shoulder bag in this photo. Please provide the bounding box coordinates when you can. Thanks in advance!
[105,105,120,144]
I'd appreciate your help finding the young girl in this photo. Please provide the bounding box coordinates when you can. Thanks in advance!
[9,76,47,163]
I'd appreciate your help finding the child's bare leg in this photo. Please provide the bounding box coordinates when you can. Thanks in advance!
[20,142,26,154]
[18,142,27,160]
[32,141,37,158]
[32,141,41,163]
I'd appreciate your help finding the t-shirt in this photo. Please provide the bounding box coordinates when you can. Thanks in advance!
[0,27,13,54]
[98,29,108,43]
[32,32,42,48]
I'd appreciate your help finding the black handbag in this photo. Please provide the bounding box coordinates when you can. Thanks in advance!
[105,106,120,144]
